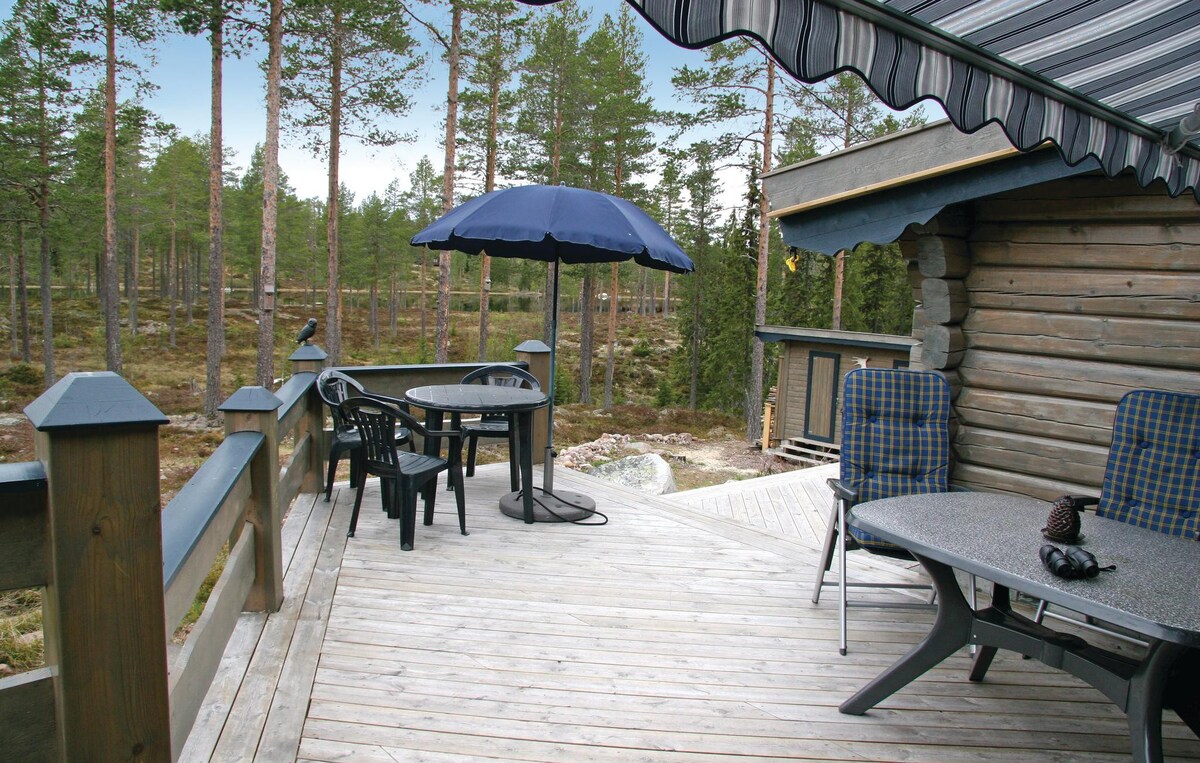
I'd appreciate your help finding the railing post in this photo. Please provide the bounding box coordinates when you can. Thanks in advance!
[24,372,171,760]
[290,343,328,494]
[515,340,551,465]
[220,387,284,612]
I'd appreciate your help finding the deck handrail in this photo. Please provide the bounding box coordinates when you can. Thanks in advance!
[0,340,553,761]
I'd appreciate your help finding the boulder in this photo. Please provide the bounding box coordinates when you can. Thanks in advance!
[587,453,676,495]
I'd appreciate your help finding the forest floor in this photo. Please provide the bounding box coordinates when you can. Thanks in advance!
[0,292,798,675]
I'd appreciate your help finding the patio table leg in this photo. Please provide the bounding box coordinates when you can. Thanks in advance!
[840,554,973,714]
[517,409,534,523]
[1127,639,1187,763]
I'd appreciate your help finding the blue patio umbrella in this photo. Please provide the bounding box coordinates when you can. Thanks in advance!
[412,184,694,520]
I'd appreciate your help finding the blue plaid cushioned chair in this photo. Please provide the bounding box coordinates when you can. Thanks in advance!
[1034,389,1200,632]
[811,367,958,656]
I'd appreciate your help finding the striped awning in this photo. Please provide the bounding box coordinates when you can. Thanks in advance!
[525,0,1200,201]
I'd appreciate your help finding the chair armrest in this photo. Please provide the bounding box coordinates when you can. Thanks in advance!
[827,478,858,504]
[1060,494,1100,511]
[362,391,411,413]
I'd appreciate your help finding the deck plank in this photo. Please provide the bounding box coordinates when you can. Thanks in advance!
[186,464,1198,762]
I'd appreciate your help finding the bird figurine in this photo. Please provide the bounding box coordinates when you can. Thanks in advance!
[296,318,317,345]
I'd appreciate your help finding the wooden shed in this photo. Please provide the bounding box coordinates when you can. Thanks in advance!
[755,326,916,464]
[762,119,1200,500]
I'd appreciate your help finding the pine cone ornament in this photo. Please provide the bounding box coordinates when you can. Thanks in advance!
[1042,496,1082,542]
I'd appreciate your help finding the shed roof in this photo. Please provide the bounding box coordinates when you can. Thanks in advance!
[755,325,917,351]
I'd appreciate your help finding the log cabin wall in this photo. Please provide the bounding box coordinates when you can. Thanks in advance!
[906,175,1200,500]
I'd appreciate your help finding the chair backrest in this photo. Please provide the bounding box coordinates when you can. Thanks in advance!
[339,397,405,476]
[317,370,366,431]
[462,366,540,423]
[461,364,541,391]
[839,368,952,505]
[1096,389,1200,538]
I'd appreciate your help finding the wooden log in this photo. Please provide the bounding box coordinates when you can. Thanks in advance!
[910,306,927,341]
[922,279,969,324]
[971,228,1200,271]
[24,372,171,760]
[974,177,1200,223]
[957,350,1196,403]
[222,386,284,613]
[967,266,1200,320]
[952,463,1099,502]
[917,235,971,279]
[922,325,965,369]
[955,388,1115,447]
[938,368,962,400]
[971,221,1200,251]
[955,426,1108,487]
[964,309,1200,370]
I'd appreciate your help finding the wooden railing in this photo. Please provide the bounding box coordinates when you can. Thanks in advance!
[0,340,550,761]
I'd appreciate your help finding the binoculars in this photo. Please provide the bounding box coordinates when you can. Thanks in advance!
[1040,544,1101,579]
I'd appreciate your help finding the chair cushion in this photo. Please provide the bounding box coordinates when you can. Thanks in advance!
[1096,389,1200,537]
[839,368,952,551]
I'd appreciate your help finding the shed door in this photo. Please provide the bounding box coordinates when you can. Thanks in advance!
[804,351,840,443]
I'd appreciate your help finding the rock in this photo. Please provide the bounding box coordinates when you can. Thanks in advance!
[586,453,676,495]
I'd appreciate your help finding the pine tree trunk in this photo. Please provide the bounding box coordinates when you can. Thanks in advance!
[15,224,30,362]
[602,262,618,407]
[832,250,845,330]
[255,0,283,386]
[323,8,345,366]
[102,0,122,374]
[578,265,594,404]
[8,243,16,359]
[747,58,775,441]
[204,5,224,418]
[204,2,225,407]
[168,205,177,348]
[477,57,501,362]
[129,226,139,336]
[435,1,462,364]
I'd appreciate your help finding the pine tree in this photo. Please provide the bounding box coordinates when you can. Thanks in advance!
[283,0,423,365]
[457,0,526,360]
[511,0,589,343]
[0,0,86,384]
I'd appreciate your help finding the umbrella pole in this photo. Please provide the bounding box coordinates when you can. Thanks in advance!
[543,259,559,494]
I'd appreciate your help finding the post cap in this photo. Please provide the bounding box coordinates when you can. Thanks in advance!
[289,344,328,363]
[515,340,551,354]
[24,372,168,431]
[219,386,282,413]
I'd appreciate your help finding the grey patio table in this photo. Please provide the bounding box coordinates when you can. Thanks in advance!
[842,491,1200,763]
[404,384,549,524]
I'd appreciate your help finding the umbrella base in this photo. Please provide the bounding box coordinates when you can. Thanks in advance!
[499,489,597,523]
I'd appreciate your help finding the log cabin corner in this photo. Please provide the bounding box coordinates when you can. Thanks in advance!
[762,119,1200,500]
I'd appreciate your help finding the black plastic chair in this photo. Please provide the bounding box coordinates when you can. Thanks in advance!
[316,369,413,502]
[458,365,541,485]
[339,396,466,551]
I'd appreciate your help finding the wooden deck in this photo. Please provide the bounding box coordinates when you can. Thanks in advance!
[181,464,1200,762]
